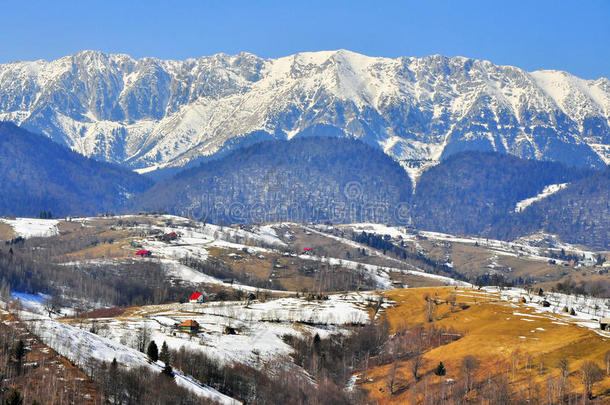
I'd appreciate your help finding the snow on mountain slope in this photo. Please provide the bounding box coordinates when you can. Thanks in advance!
[514,183,569,212]
[530,70,610,127]
[0,50,608,172]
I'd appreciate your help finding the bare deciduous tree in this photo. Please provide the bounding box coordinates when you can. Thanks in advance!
[557,358,569,379]
[461,355,480,393]
[510,349,521,381]
[424,295,436,322]
[580,361,603,400]
[448,292,457,312]
[135,325,151,353]
[411,350,423,381]
[557,357,569,401]
[387,359,399,395]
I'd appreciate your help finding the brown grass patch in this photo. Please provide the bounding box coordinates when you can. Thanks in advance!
[360,287,610,403]
[64,240,133,260]
[0,222,17,240]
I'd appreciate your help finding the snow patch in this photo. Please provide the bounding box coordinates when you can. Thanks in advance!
[0,218,59,238]
[515,183,568,212]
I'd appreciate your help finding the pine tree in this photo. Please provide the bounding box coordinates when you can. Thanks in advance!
[13,339,25,375]
[313,333,321,355]
[147,340,159,362]
[161,363,174,379]
[110,357,118,373]
[434,361,446,376]
[109,357,119,402]
[4,390,22,405]
[159,341,170,365]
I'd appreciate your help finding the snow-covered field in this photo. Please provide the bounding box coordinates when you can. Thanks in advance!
[4,214,607,404]
[2,216,601,300]
[14,306,240,404]
[73,292,380,367]
[0,218,59,238]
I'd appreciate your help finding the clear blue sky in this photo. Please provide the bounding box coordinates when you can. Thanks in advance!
[1,0,608,78]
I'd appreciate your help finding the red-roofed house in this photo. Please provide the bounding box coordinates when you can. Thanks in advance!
[178,320,200,333]
[189,292,204,303]
[135,250,151,257]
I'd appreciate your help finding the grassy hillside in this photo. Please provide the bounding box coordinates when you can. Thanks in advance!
[360,287,610,403]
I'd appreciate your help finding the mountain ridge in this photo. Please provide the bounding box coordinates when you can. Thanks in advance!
[1,49,608,174]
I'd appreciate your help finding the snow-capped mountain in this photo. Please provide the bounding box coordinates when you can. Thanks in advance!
[1,49,609,173]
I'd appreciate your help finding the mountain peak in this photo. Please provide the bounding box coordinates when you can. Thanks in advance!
[0,50,608,171]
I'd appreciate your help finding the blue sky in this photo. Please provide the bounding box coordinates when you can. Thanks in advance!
[1,1,608,78]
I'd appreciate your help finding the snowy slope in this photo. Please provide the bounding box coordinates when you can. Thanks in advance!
[0,50,608,172]
[0,218,59,238]
[19,309,240,404]
[514,183,568,212]
[67,292,379,367]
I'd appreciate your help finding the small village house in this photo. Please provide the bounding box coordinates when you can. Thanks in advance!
[189,292,204,303]
[135,250,151,257]
[158,232,179,242]
[601,318,610,331]
[178,320,200,333]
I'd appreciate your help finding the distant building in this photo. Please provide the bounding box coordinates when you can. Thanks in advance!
[178,320,200,333]
[135,250,151,257]
[189,292,204,303]
[600,318,610,331]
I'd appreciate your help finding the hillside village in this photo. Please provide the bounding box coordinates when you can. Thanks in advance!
[0,214,608,403]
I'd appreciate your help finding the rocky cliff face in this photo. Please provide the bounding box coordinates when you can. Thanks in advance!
[1,50,608,172]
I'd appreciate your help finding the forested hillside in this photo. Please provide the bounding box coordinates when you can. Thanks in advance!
[513,167,610,249]
[412,152,595,237]
[0,124,606,248]
[132,137,413,224]
[132,139,607,248]
[0,122,152,217]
